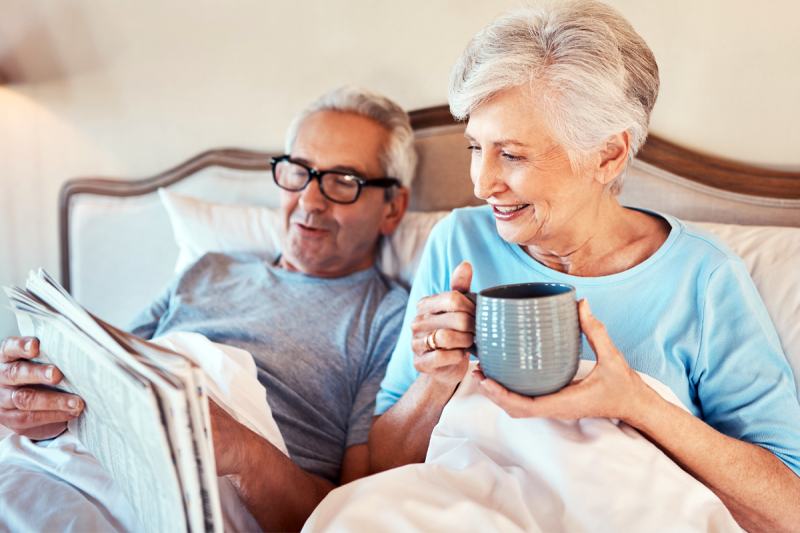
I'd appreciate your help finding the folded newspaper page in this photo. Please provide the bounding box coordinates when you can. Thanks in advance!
[4,269,222,533]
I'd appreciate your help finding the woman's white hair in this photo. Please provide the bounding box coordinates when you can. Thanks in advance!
[448,0,659,195]
[285,86,417,194]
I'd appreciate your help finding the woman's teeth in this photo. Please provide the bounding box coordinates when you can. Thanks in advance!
[495,204,528,213]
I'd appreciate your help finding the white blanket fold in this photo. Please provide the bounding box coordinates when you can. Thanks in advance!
[303,361,742,533]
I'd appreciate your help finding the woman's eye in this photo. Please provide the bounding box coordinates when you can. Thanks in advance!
[502,153,522,161]
[468,146,481,153]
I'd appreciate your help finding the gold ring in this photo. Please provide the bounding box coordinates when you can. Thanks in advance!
[425,330,439,352]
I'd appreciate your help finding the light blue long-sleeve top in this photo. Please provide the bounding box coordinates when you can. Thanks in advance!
[376,205,800,476]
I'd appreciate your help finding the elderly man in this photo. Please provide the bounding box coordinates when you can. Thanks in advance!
[0,85,415,532]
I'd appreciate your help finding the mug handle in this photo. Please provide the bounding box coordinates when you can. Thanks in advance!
[464,292,478,357]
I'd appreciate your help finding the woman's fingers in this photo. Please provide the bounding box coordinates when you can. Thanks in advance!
[414,348,471,388]
[475,375,538,418]
[411,328,473,354]
[414,347,470,388]
[476,373,584,419]
[430,328,473,350]
[404,262,476,392]
[411,262,476,366]
[412,310,474,337]
[450,261,473,293]
[413,348,468,374]
[473,302,645,422]
[416,290,475,316]
[411,304,475,356]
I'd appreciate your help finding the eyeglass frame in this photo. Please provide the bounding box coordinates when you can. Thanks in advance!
[269,155,401,205]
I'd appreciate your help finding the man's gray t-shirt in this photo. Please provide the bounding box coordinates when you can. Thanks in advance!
[126,252,408,484]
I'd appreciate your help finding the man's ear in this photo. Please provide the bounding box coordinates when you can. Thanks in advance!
[380,187,410,236]
[591,131,630,186]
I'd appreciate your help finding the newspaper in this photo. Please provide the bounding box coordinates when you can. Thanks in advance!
[4,269,223,533]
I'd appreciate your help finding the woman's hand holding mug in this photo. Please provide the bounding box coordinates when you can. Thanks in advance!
[474,299,653,425]
[410,262,475,391]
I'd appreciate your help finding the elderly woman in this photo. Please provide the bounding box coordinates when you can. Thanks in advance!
[369,2,800,531]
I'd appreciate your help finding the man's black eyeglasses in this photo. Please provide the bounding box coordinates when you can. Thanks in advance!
[270,155,401,204]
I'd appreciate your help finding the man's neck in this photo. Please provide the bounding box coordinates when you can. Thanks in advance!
[275,253,376,278]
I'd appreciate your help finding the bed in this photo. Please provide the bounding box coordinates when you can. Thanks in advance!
[2,105,800,531]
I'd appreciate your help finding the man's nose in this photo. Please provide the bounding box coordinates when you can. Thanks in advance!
[472,156,506,200]
[298,176,328,212]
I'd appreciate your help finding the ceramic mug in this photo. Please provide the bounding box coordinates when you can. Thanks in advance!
[466,282,581,396]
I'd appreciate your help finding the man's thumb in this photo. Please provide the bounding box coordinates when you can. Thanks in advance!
[450,261,473,293]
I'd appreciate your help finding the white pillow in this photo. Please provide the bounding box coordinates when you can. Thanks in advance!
[691,221,800,393]
[160,188,285,274]
[158,188,448,287]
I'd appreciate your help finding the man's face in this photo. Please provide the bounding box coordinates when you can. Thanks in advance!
[279,110,406,278]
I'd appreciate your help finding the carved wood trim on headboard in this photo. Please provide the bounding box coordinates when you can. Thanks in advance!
[636,136,800,199]
[60,104,800,291]
[409,105,462,130]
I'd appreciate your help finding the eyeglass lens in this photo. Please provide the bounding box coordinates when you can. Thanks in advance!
[274,160,361,203]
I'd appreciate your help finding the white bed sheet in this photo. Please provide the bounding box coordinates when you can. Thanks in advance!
[303,361,743,533]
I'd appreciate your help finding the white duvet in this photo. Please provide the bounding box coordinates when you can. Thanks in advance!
[303,361,742,533]
[1,349,742,532]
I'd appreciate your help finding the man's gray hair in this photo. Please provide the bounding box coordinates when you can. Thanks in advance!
[285,86,417,193]
[448,0,659,195]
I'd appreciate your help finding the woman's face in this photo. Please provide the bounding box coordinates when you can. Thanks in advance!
[465,86,599,250]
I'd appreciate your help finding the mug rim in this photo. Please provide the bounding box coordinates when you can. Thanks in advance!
[478,282,576,300]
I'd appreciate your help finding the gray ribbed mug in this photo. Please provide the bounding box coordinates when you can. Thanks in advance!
[466,283,581,397]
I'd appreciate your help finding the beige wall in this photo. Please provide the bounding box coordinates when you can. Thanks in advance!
[1,0,799,337]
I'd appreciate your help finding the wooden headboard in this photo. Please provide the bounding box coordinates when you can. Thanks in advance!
[59,104,800,326]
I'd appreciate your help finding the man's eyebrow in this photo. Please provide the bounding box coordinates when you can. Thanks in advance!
[329,165,363,175]
[292,157,363,175]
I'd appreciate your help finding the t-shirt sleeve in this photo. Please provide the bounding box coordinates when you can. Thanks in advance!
[692,257,800,476]
[124,254,212,338]
[345,286,409,448]
[124,282,174,340]
[374,216,454,415]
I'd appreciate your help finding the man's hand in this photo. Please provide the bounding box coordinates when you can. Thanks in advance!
[0,337,84,440]
[474,299,655,424]
[410,261,475,391]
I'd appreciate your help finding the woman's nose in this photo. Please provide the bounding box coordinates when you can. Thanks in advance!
[472,156,506,200]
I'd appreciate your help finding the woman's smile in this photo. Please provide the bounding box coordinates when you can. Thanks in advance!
[491,203,531,221]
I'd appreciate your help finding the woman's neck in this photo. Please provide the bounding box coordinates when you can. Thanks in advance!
[522,198,671,278]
